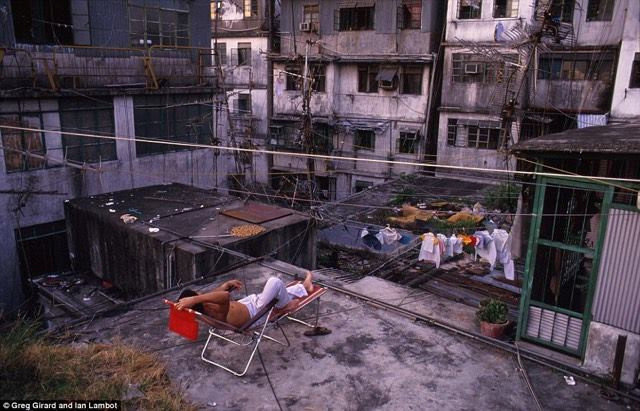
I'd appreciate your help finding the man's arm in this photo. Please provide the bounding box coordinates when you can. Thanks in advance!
[175,279,243,310]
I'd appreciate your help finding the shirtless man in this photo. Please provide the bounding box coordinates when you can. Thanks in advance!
[175,271,314,328]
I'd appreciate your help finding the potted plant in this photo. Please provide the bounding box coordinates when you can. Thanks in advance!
[476,299,509,339]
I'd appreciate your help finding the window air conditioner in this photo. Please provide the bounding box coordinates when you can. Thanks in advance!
[464,63,480,74]
[299,22,312,32]
[379,79,396,90]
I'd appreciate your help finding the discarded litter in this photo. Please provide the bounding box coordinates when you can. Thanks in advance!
[207,402,217,407]
[148,227,160,233]
[109,209,116,213]
[564,375,576,386]
[120,214,138,224]
[105,202,115,206]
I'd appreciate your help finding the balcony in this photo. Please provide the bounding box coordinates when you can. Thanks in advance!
[0,45,218,93]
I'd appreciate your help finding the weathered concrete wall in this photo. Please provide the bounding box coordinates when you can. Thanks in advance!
[610,0,640,119]
[0,96,234,314]
[529,79,613,112]
[280,0,438,57]
[583,321,640,386]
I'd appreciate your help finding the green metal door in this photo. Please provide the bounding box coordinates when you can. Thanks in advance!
[517,177,613,356]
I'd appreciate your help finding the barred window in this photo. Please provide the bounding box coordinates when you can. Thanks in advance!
[133,94,212,156]
[458,0,482,19]
[452,53,517,84]
[358,64,379,93]
[538,53,614,82]
[447,119,501,149]
[354,129,375,150]
[336,6,375,31]
[60,98,116,163]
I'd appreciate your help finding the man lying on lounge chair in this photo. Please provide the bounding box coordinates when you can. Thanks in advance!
[175,271,314,328]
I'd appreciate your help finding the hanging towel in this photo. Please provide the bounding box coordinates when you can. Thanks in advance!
[450,234,463,255]
[437,234,448,257]
[419,233,441,268]
[380,226,402,245]
[492,229,515,280]
[474,230,497,269]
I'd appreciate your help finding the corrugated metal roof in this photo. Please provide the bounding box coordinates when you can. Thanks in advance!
[592,208,640,333]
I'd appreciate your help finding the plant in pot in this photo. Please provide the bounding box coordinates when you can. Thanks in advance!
[476,299,509,339]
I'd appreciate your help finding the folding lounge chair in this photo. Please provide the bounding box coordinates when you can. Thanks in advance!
[164,280,327,377]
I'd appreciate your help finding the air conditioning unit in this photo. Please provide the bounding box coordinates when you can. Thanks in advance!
[464,63,480,74]
[379,79,396,90]
[299,21,312,32]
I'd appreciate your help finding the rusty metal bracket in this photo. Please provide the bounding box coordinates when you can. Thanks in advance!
[144,56,159,89]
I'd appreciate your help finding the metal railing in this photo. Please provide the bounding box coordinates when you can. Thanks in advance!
[0,44,220,91]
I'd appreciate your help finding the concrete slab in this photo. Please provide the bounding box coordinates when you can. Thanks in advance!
[76,260,633,411]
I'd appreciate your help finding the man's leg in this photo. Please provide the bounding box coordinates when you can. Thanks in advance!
[256,277,292,309]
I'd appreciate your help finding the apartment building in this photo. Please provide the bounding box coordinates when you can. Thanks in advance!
[210,0,273,190]
[0,0,223,314]
[437,0,640,178]
[271,0,442,201]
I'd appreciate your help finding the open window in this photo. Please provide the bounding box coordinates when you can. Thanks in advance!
[376,67,398,90]
[335,5,375,31]
[397,131,419,154]
[354,129,375,151]
[458,0,482,19]
[11,0,74,45]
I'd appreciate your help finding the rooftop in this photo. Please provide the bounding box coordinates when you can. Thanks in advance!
[510,122,640,154]
[73,259,631,410]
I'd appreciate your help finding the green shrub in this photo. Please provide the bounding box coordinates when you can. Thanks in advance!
[476,299,508,324]
[483,183,520,213]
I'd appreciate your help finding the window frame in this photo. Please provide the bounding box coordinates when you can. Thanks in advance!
[458,0,482,20]
[549,0,575,23]
[59,98,117,163]
[452,53,517,84]
[446,118,501,150]
[398,0,422,29]
[0,113,47,173]
[303,4,320,31]
[537,53,615,82]
[215,42,227,66]
[401,65,423,95]
[358,64,379,93]
[354,129,375,151]
[586,0,614,22]
[237,42,252,66]
[337,6,375,31]
[630,54,640,88]
[244,0,259,18]
[129,2,190,48]
[493,0,519,18]
[397,131,419,154]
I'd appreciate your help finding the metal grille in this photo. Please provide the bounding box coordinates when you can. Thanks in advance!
[526,306,582,351]
[592,208,640,333]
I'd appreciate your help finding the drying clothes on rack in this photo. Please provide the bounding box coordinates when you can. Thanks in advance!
[492,229,515,280]
[418,233,442,268]
[473,230,497,269]
[436,234,447,256]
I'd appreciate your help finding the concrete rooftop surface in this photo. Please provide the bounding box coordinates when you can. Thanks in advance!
[77,260,634,411]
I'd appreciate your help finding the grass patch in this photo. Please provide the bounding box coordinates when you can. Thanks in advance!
[0,318,195,410]
[483,183,520,213]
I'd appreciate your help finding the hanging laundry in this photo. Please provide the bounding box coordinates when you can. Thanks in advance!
[436,234,447,256]
[418,233,442,268]
[492,229,515,281]
[473,230,497,269]
[399,235,412,245]
[449,234,463,255]
[380,225,402,245]
[360,228,382,251]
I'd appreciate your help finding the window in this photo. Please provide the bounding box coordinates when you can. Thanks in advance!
[493,0,519,18]
[215,42,227,66]
[11,0,74,45]
[550,0,575,23]
[0,115,46,172]
[237,43,251,66]
[15,220,71,279]
[129,3,189,47]
[537,53,614,82]
[452,53,517,84]
[354,180,373,193]
[401,65,423,95]
[285,64,324,92]
[336,6,375,31]
[304,4,320,31]
[313,123,333,154]
[244,0,258,18]
[358,64,379,93]
[586,0,614,21]
[59,98,116,163]
[398,0,422,29]
[354,129,375,150]
[630,54,640,88]
[397,132,419,154]
[458,0,482,19]
[447,119,501,149]
[133,94,212,156]
[236,94,251,115]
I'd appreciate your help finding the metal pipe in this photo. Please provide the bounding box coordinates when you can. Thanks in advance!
[612,335,627,390]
